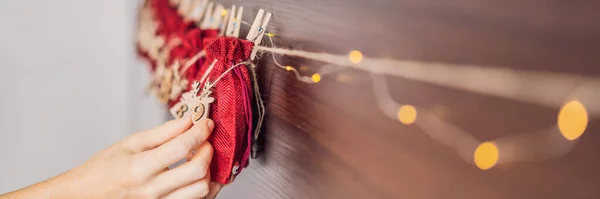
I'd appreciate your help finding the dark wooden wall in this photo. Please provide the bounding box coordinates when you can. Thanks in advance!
[213,0,600,198]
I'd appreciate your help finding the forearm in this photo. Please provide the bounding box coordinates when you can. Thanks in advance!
[1,118,216,199]
[0,172,75,199]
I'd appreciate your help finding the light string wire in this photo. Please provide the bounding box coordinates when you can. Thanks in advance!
[253,45,600,115]
[255,38,592,169]
[264,34,314,83]
[253,33,593,170]
[370,73,578,168]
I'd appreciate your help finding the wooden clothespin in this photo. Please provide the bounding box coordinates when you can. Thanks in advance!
[189,0,210,23]
[218,8,230,35]
[177,0,194,18]
[199,2,216,29]
[208,4,225,29]
[224,5,243,37]
[247,9,272,60]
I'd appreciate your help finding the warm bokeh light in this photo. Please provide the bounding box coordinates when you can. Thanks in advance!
[349,50,363,64]
[266,33,275,37]
[397,105,417,125]
[474,142,499,170]
[311,73,321,83]
[221,9,228,16]
[558,100,588,141]
[285,66,293,71]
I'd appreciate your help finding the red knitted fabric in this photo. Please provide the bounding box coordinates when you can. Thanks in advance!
[201,37,254,184]
[150,0,192,40]
[136,0,188,71]
[166,29,219,108]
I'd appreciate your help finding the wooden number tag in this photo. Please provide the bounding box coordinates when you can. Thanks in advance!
[169,81,214,123]
[190,81,215,124]
[170,101,189,118]
[170,92,193,118]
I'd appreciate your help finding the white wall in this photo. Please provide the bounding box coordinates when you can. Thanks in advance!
[0,0,165,193]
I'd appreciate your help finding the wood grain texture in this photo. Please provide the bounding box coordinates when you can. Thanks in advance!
[212,0,600,198]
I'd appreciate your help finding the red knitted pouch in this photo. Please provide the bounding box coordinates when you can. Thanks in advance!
[167,29,219,107]
[199,37,254,185]
[137,0,189,71]
[151,0,192,40]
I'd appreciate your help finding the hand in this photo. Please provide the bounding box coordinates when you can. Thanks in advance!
[0,117,221,199]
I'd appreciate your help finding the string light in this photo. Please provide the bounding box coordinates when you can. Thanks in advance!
[264,31,313,84]
[558,100,588,141]
[311,73,321,83]
[474,141,499,170]
[397,105,417,125]
[256,20,592,169]
[349,50,363,64]
[257,41,591,168]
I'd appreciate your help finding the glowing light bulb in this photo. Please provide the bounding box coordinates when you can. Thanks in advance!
[397,105,417,125]
[285,66,293,71]
[266,33,275,37]
[311,73,321,83]
[474,142,499,170]
[349,50,363,64]
[558,100,588,141]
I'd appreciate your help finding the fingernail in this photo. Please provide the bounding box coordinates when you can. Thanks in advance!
[207,119,214,130]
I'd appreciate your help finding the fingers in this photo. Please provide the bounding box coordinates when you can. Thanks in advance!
[140,119,214,174]
[123,117,193,152]
[147,141,213,197]
[162,177,211,199]
[205,182,223,199]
